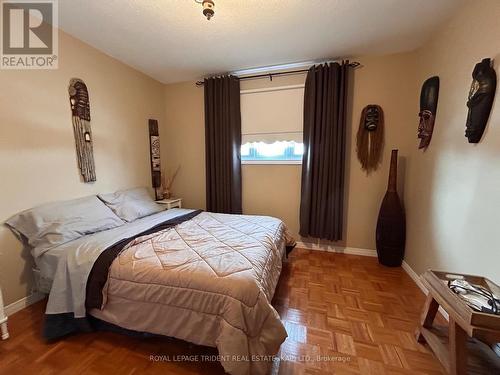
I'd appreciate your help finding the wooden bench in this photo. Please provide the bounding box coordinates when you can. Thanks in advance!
[416,270,500,374]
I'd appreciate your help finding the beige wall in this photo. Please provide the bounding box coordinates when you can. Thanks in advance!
[0,31,165,305]
[404,0,500,283]
[162,53,417,249]
[345,53,417,249]
[163,82,206,210]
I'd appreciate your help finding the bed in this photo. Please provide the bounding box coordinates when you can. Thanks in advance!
[15,200,294,375]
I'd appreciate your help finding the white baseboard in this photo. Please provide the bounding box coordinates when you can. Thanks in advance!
[402,260,449,321]
[295,241,377,257]
[402,260,427,292]
[5,292,45,317]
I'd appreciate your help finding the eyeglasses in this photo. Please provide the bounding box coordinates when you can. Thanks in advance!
[448,279,499,315]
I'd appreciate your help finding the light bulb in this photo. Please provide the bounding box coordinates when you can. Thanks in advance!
[202,0,215,20]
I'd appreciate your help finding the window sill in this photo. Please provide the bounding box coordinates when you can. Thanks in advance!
[241,160,302,165]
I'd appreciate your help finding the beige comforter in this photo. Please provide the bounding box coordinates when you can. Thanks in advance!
[90,212,293,375]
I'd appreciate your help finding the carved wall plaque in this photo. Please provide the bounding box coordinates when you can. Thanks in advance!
[149,119,162,200]
[356,104,384,173]
[68,78,96,182]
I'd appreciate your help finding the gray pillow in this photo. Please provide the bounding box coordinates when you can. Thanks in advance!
[5,196,124,252]
[98,187,164,222]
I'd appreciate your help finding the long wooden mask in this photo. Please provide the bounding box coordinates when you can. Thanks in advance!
[68,78,96,182]
[465,58,496,143]
[418,76,439,149]
[356,105,384,173]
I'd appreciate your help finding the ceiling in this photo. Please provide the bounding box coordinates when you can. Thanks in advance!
[58,0,463,83]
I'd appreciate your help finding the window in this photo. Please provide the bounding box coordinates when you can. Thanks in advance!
[240,85,304,164]
[241,141,303,163]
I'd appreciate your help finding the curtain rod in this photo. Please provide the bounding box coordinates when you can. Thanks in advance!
[195,61,361,86]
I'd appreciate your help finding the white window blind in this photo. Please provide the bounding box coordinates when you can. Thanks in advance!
[240,85,304,143]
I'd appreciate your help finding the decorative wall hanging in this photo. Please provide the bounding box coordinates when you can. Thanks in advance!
[465,58,497,143]
[376,149,406,267]
[68,78,96,183]
[356,104,384,173]
[417,76,439,149]
[148,119,162,200]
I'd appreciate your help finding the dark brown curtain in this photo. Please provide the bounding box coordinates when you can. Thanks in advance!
[204,75,242,214]
[299,62,349,241]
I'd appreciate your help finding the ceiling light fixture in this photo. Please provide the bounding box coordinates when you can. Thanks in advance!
[195,0,215,20]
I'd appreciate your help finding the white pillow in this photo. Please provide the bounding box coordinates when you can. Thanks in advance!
[6,196,124,252]
[98,187,164,222]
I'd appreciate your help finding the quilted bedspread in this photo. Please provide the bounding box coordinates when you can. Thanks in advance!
[90,212,294,375]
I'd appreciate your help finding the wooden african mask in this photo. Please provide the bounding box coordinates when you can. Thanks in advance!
[465,58,497,143]
[68,78,96,182]
[357,105,384,173]
[417,76,439,150]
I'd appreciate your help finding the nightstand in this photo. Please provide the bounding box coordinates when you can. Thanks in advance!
[156,197,182,209]
[0,286,9,340]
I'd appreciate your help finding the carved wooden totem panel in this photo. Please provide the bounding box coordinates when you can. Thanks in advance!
[68,78,96,182]
[149,119,162,200]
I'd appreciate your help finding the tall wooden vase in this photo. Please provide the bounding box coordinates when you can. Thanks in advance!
[376,149,406,267]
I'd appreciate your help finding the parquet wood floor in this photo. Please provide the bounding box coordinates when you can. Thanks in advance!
[0,249,448,374]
